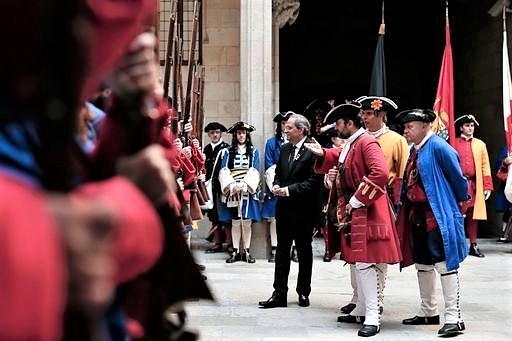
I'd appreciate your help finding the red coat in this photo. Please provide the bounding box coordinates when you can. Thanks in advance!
[315,134,402,264]
[0,176,66,341]
[0,175,162,341]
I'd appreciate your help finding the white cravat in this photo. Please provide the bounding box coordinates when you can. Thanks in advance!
[366,124,389,139]
[210,139,223,149]
[338,128,366,164]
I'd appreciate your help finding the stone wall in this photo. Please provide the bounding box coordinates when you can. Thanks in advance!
[202,0,241,138]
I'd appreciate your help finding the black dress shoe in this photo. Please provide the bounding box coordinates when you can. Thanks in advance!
[196,264,206,271]
[340,303,356,314]
[337,315,365,324]
[438,322,465,337]
[358,324,380,337]
[291,246,299,263]
[298,295,310,307]
[402,315,440,325]
[268,247,276,263]
[259,294,287,308]
[469,243,485,257]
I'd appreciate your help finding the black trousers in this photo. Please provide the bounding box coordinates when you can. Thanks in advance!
[273,219,313,297]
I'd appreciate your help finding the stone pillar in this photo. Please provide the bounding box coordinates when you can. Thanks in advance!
[240,0,273,258]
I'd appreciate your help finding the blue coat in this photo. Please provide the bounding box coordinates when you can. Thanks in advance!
[495,145,511,212]
[398,134,468,271]
[261,136,285,218]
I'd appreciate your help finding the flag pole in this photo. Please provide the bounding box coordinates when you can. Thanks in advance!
[379,1,385,35]
[369,0,387,96]
[432,0,455,145]
[502,0,512,152]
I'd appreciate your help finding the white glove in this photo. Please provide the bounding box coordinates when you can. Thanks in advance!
[484,190,491,200]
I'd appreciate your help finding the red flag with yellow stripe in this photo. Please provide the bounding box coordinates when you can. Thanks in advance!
[432,9,455,146]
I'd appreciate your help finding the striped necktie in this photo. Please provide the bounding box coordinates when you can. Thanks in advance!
[288,145,296,166]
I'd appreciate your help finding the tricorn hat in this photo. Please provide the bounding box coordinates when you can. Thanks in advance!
[454,114,480,127]
[396,109,436,123]
[204,122,227,133]
[355,96,398,113]
[323,103,362,125]
[226,121,255,133]
[273,111,295,123]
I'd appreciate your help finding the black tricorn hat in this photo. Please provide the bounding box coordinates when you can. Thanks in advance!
[302,98,334,119]
[273,111,295,123]
[323,103,362,125]
[226,121,255,133]
[204,122,227,133]
[355,96,398,113]
[454,114,480,128]
[396,109,436,123]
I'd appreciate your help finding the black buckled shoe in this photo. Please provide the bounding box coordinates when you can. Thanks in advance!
[242,249,256,263]
[340,303,356,314]
[438,322,465,337]
[226,251,241,263]
[337,315,365,324]
[469,243,485,258]
[358,324,380,337]
[402,315,440,325]
[259,293,287,308]
[298,295,310,307]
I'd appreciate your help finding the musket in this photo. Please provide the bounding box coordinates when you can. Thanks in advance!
[182,0,201,141]
[175,35,186,135]
[105,31,211,341]
[163,0,177,98]
[189,62,209,204]
[191,63,201,140]
[197,65,206,146]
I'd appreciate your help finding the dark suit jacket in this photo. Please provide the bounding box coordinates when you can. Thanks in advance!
[274,137,323,227]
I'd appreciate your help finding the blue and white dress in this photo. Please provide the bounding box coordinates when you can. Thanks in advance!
[261,135,285,219]
[218,145,262,222]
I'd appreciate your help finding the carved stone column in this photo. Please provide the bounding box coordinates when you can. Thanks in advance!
[240,0,273,258]
[240,0,273,149]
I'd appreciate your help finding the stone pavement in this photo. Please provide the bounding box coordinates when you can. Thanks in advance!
[186,236,512,341]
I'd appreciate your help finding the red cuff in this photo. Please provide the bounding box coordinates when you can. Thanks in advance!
[483,175,494,191]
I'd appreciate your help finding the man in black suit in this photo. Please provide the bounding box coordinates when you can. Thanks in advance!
[259,114,322,308]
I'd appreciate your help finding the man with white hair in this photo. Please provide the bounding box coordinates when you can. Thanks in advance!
[259,114,322,309]
[396,109,469,337]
